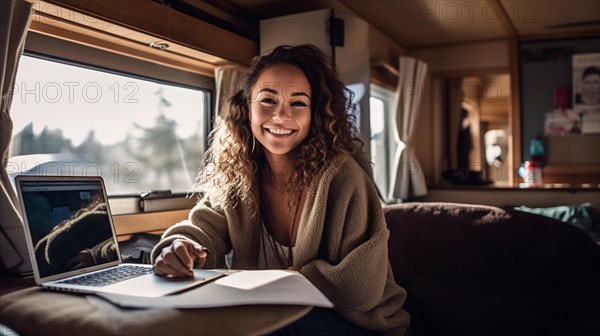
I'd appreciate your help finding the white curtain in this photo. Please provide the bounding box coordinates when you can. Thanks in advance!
[388,56,428,201]
[214,65,248,115]
[0,0,33,273]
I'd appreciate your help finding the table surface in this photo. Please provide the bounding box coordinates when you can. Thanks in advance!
[0,275,312,336]
[0,274,36,296]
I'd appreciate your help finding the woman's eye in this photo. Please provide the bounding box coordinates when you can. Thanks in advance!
[260,98,276,104]
[291,101,307,107]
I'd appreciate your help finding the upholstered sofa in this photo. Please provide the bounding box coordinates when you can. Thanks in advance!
[384,202,600,336]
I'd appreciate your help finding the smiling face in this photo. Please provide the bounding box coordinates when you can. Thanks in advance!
[249,63,312,161]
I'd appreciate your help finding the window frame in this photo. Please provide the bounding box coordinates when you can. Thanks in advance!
[11,32,215,214]
[370,84,396,201]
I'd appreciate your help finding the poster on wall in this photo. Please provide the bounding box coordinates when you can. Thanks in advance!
[572,53,600,134]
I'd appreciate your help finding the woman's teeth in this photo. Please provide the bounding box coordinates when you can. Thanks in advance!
[268,128,293,135]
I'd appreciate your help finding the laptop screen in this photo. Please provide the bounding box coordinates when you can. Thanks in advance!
[18,178,119,279]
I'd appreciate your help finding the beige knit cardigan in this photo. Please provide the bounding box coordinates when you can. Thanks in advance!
[151,154,410,334]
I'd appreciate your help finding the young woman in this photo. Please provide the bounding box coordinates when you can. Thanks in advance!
[152,45,409,335]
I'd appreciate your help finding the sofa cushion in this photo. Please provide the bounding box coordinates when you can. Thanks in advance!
[384,202,600,336]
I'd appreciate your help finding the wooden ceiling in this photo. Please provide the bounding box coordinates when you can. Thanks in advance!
[340,0,600,48]
[187,0,600,50]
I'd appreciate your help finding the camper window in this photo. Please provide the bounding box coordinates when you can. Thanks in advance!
[370,84,398,201]
[8,37,213,199]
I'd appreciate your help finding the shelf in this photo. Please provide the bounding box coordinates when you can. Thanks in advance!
[431,182,600,191]
[542,164,600,184]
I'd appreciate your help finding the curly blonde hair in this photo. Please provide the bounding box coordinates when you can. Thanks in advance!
[196,45,364,213]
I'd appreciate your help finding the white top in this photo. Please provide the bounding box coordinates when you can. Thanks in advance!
[257,220,291,269]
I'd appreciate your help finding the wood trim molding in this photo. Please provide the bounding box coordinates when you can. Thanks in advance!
[494,0,519,39]
[431,67,509,79]
[29,0,257,66]
[519,28,600,42]
[371,75,396,92]
[409,37,508,52]
[508,37,521,185]
[372,59,399,77]
[29,18,216,77]
[543,164,600,184]
[371,59,398,91]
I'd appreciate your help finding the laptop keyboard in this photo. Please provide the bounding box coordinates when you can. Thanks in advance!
[58,265,154,287]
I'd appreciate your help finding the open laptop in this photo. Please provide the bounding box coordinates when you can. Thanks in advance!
[15,175,225,297]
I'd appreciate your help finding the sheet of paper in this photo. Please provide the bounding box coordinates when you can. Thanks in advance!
[97,270,333,309]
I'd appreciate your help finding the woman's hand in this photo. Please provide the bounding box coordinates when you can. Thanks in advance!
[153,239,208,277]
